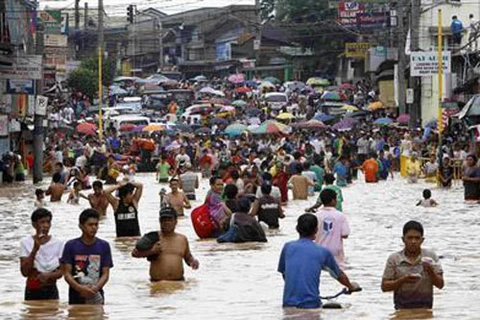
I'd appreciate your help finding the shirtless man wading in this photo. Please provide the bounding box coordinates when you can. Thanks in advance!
[81,180,109,216]
[164,178,191,217]
[131,207,199,282]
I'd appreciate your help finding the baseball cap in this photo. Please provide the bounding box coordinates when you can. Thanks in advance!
[159,207,177,219]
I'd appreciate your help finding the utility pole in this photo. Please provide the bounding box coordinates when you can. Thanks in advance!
[409,0,421,127]
[159,20,164,71]
[74,0,80,30]
[396,0,407,115]
[254,0,262,74]
[33,19,44,184]
[98,0,104,140]
[84,2,88,31]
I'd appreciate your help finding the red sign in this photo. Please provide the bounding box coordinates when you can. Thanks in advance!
[338,1,365,27]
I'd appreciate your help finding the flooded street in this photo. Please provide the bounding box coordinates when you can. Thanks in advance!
[0,173,478,319]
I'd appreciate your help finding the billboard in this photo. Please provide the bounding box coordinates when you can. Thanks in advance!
[345,42,371,58]
[410,51,451,77]
[0,55,42,79]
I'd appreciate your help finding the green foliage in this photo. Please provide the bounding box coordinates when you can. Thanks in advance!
[67,68,98,100]
[80,56,117,86]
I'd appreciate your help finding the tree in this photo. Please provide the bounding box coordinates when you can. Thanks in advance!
[79,56,117,86]
[67,68,98,100]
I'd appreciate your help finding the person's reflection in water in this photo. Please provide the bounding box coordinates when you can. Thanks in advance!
[389,308,433,320]
[282,307,321,320]
[22,300,62,320]
[67,304,105,319]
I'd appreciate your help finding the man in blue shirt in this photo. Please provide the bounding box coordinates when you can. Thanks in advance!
[278,213,360,308]
[451,15,464,46]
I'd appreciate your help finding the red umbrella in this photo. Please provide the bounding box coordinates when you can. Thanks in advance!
[340,83,355,90]
[397,114,410,124]
[235,86,251,94]
[76,122,97,135]
[120,123,136,132]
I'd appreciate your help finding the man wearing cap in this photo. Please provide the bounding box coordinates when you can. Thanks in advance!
[131,207,199,282]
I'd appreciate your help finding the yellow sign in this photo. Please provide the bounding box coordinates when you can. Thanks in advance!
[122,60,132,76]
[345,42,371,58]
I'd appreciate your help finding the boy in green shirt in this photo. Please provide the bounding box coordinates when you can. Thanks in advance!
[156,155,171,183]
[305,174,344,212]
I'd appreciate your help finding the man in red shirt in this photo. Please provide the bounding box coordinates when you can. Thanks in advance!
[362,153,379,183]
[199,149,213,178]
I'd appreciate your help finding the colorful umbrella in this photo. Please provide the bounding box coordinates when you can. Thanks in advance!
[293,119,326,130]
[76,122,97,135]
[235,86,251,94]
[314,114,335,122]
[133,125,145,132]
[119,123,136,132]
[228,74,246,84]
[195,127,212,135]
[321,91,341,101]
[225,123,249,136]
[340,104,359,112]
[373,117,393,125]
[263,77,281,84]
[332,121,353,131]
[232,100,248,108]
[210,97,231,105]
[342,117,358,125]
[185,104,214,114]
[259,82,275,90]
[252,120,290,135]
[246,108,262,116]
[276,112,295,120]
[340,83,355,90]
[397,114,410,124]
[219,106,235,112]
[142,123,164,132]
[306,77,330,86]
[368,101,384,110]
[209,117,228,126]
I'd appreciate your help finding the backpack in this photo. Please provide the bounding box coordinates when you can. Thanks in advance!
[191,204,215,238]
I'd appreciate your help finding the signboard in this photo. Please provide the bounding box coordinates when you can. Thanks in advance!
[0,55,42,79]
[253,39,261,51]
[38,10,62,34]
[338,1,364,27]
[7,79,34,94]
[345,42,371,58]
[44,34,67,47]
[0,116,8,136]
[410,51,451,77]
[406,88,414,104]
[356,12,390,29]
[36,96,48,116]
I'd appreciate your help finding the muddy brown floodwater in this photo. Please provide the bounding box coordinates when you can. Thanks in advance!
[0,173,477,319]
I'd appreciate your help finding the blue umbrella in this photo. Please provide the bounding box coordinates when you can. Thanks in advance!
[374,117,393,125]
[225,123,249,136]
[246,108,262,116]
[314,114,335,122]
[244,80,258,88]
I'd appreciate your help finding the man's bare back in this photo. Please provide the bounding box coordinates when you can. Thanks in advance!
[46,183,65,202]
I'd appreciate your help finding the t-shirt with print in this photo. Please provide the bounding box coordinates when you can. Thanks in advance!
[382,248,443,309]
[20,236,64,273]
[314,207,349,266]
[60,237,113,304]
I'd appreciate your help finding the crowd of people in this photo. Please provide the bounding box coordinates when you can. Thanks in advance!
[13,75,478,312]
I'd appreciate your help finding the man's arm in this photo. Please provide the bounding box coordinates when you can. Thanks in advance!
[423,263,444,289]
[249,199,260,217]
[336,271,359,292]
[92,267,110,293]
[132,181,143,203]
[20,243,39,277]
[61,263,96,298]
[103,185,120,211]
[183,239,199,270]
[183,194,191,209]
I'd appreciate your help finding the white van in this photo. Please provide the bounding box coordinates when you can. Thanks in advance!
[105,114,150,131]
